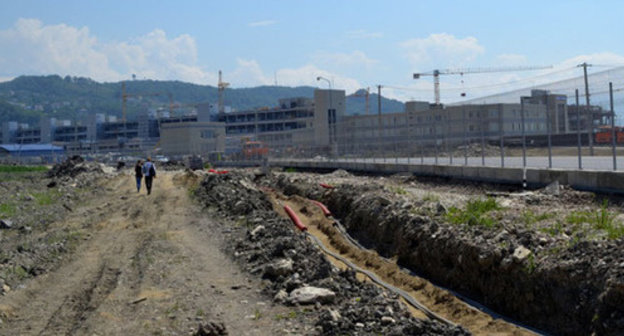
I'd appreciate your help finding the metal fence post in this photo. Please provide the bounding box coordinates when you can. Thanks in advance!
[499,109,504,167]
[610,82,617,170]
[434,112,439,165]
[546,96,552,168]
[463,107,468,165]
[447,109,453,165]
[576,89,583,170]
[521,98,526,167]
[480,110,486,166]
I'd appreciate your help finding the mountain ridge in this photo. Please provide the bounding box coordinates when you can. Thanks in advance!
[0,75,406,124]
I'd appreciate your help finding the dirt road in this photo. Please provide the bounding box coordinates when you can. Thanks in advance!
[0,171,301,335]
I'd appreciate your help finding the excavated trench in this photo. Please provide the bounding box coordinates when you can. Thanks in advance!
[270,173,624,336]
[267,191,537,335]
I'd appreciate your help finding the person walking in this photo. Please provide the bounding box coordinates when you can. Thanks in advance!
[134,160,143,192]
[142,157,156,195]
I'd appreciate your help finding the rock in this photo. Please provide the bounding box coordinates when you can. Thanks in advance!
[355,322,365,328]
[274,289,288,303]
[288,286,336,305]
[435,202,447,215]
[250,225,265,237]
[327,308,341,322]
[0,220,13,229]
[194,321,228,336]
[381,316,396,325]
[47,181,57,188]
[264,258,294,278]
[2,284,10,293]
[512,245,532,262]
[544,180,560,196]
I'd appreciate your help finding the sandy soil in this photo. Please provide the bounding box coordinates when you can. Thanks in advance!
[0,171,301,335]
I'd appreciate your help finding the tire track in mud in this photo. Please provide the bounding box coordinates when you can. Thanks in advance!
[39,262,121,336]
[268,191,537,336]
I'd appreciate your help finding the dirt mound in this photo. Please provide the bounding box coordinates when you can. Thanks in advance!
[271,171,624,336]
[47,156,103,179]
[194,171,467,335]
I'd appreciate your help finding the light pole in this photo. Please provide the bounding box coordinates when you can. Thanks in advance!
[317,76,335,158]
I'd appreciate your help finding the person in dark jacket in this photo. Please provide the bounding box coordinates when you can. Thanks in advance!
[134,160,143,192]
[142,157,156,195]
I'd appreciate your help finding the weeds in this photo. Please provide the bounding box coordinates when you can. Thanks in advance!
[446,197,501,228]
[422,193,440,202]
[541,221,564,236]
[0,165,48,173]
[284,167,297,173]
[0,202,17,217]
[389,186,408,195]
[561,200,624,239]
[521,210,554,228]
[32,190,61,206]
[253,308,263,320]
[524,253,537,274]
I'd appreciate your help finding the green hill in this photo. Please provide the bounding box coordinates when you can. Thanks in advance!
[0,75,405,124]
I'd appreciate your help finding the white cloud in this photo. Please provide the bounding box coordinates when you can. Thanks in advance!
[228,58,362,94]
[248,20,276,27]
[311,50,378,69]
[345,29,383,39]
[557,52,624,69]
[400,33,485,69]
[0,18,216,84]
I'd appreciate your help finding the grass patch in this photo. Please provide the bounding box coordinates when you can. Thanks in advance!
[422,193,440,202]
[446,197,501,228]
[284,167,297,173]
[0,202,17,217]
[389,186,408,195]
[521,210,554,228]
[543,200,624,239]
[0,165,48,173]
[32,190,61,206]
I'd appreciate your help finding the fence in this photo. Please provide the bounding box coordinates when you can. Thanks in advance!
[227,66,624,172]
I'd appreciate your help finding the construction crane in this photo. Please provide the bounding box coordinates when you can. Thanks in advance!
[350,88,371,115]
[121,81,173,122]
[217,70,229,114]
[413,65,553,105]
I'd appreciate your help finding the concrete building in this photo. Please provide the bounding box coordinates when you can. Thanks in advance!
[215,89,346,157]
[159,116,225,157]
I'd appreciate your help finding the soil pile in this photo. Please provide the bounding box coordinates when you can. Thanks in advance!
[194,171,468,335]
[47,156,103,179]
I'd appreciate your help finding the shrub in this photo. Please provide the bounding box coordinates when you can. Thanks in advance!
[446,197,501,228]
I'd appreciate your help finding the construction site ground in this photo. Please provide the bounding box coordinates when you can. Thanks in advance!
[0,171,305,335]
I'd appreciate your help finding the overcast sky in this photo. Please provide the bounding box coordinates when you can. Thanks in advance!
[1,0,623,103]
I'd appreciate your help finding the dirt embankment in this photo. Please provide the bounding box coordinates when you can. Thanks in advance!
[193,171,468,335]
[271,171,624,336]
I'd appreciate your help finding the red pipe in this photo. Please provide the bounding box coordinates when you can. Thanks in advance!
[311,200,331,217]
[319,183,334,189]
[284,205,307,232]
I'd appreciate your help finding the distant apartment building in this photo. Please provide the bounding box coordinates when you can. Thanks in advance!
[339,89,605,154]
[215,89,346,156]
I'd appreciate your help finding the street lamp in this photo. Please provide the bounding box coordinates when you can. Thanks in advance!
[316,76,331,89]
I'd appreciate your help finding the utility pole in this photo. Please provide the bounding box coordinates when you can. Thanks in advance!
[377,85,382,160]
[579,62,594,155]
